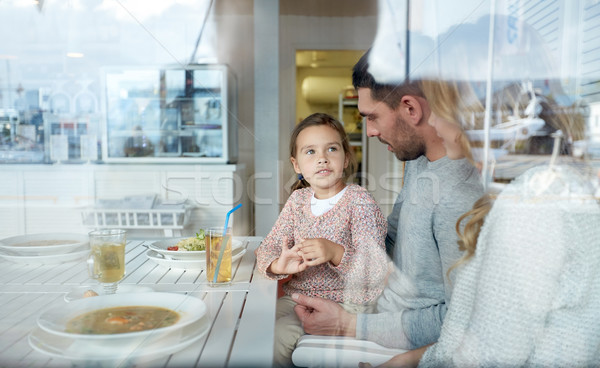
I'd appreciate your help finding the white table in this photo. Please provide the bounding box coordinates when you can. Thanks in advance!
[0,236,277,367]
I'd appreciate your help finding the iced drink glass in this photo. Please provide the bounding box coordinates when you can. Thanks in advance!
[87,229,126,294]
[206,227,232,286]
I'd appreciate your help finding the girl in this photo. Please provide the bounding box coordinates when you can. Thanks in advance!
[255,112,389,367]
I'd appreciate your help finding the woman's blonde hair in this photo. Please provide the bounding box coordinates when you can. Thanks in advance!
[419,79,487,268]
[417,14,590,274]
[449,193,493,271]
[421,78,587,272]
[419,79,484,163]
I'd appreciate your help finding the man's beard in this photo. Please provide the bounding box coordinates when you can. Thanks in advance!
[389,115,426,161]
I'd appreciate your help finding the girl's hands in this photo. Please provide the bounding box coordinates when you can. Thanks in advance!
[297,238,344,266]
[268,237,346,274]
[268,237,308,275]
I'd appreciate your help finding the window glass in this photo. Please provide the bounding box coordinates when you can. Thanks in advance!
[371,0,600,186]
[0,0,215,163]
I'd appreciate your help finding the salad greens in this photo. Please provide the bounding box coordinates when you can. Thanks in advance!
[172,229,205,251]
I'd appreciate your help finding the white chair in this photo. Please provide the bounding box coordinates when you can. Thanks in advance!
[292,335,406,368]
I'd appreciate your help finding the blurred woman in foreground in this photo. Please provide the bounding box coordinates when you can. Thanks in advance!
[365,78,600,367]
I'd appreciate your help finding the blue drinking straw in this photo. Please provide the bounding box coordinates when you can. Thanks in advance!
[213,203,242,283]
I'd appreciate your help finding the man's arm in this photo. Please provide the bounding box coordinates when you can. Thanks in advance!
[356,181,483,349]
[381,183,482,348]
[384,196,402,257]
[356,299,441,349]
[293,291,437,358]
[292,293,357,336]
[433,182,483,298]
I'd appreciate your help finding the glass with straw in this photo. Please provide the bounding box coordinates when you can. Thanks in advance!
[206,227,233,286]
[206,204,242,286]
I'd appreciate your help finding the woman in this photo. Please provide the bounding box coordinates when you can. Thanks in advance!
[362,9,600,365]
[364,78,600,367]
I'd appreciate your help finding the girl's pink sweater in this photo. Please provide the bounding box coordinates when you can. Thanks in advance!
[256,184,388,304]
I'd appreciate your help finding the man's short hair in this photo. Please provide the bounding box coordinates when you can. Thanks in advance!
[352,49,424,109]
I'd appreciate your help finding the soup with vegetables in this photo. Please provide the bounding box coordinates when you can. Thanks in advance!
[66,306,180,334]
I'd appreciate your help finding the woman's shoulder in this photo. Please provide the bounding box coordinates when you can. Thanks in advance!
[480,165,600,248]
[501,164,598,200]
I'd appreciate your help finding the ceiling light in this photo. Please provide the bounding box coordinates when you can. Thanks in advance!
[66,52,84,58]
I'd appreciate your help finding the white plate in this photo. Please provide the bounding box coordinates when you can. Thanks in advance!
[146,246,247,270]
[149,238,243,260]
[64,285,155,302]
[29,315,210,362]
[0,233,88,256]
[0,248,89,264]
[37,292,206,341]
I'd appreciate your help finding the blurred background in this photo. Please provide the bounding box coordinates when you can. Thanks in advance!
[0,0,598,238]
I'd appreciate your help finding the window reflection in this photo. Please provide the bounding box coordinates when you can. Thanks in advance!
[0,0,216,163]
[371,0,600,185]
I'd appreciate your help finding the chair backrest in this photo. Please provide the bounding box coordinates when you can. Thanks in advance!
[292,335,407,368]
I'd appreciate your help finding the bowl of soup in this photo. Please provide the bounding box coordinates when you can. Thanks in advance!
[37,292,206,341]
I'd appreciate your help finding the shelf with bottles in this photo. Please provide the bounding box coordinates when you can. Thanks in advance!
[338,89,362,136]
[102,64,237,164]
[341,97,359,106]
[338,89,367,185]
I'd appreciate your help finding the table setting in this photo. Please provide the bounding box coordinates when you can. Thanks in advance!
[0,204,277,367]
[29,292,210,364]
[146,240,247,271]
[0,232,90,264]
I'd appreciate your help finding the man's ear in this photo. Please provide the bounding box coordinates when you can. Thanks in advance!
[399,95,423,127]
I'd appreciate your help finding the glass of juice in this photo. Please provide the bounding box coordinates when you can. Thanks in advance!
[206,227,232,286]
[87,229,126,294]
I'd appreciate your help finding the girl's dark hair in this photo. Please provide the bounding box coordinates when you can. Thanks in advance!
[289,113,357,192]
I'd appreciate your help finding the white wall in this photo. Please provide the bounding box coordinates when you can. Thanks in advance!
[253,0,281,236]
[0,164,249,240]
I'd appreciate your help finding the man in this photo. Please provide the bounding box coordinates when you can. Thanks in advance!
[292,51,484,350]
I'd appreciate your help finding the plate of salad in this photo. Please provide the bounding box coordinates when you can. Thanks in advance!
[149,230,242,260]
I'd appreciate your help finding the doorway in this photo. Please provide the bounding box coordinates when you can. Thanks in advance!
[295,49,366,184]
